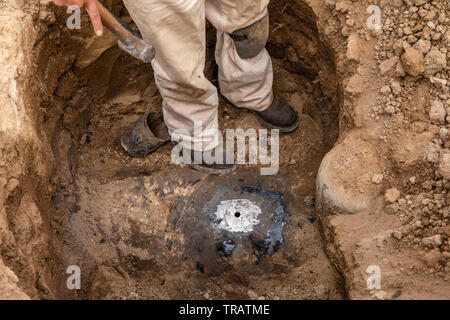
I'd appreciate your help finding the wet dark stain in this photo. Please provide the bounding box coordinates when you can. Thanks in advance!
[241,185,290,257]
[196,262,205,274]
[392,290,402,299]
[125,219,161,251]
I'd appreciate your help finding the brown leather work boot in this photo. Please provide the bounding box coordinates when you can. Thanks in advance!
[252,96,299,133]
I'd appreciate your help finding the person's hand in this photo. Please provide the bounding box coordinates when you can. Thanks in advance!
[52,0,103,36]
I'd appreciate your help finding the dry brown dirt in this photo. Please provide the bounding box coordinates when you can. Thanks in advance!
[0,0,449,300]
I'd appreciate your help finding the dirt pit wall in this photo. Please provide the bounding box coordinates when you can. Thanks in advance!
[0,0,60,299]
[0,0,343,299]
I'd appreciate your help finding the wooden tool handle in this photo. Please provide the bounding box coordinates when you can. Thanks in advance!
[95,0,155,63]
[96,0,137,45]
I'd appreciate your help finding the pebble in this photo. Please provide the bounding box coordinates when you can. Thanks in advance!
[429,100,446,124]
[379,56,399,75]
[413,39,431,54]
[422,235,442,248]
[380,86,391,95]
[385,188,400,203]
[5,178,19,192]
[385,203,400,214]
[439,127,449,140]
[421,250,441,268]
[372,174,384,184]
[401,47,425,77]
[391,81,402,95]
[393,230,403,240]
[424,49,447,76]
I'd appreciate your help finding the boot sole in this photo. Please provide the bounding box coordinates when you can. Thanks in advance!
[190,163,237,175]
[250,110,300,133]
[120,137,168,158]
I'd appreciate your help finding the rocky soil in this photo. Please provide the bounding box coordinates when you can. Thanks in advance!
[317,0,450,299]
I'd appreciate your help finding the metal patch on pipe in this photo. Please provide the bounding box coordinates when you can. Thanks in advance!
[205,185,290,258]
[213,199,262,233]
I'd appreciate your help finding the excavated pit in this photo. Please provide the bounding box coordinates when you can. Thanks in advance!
[2,0,344,299]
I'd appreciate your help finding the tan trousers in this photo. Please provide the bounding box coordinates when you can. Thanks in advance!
[123,0,274,151]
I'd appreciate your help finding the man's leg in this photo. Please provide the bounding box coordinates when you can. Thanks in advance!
[206,0,273,112]
[122,0,219,152]
[206,0,299,132]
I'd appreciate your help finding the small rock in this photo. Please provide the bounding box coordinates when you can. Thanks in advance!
[5,178,19,192]
[403,26,412,36]
[385,203,400,214]
[384,105,395,114]
[422,235,442,248]
[380,86,391,95]
[401,47,425,77]
[424,10,437,21]
[379,56,399,75]
[393,230,402,240]
[385,188,400,203]
[422,142,440,163]
[439,127,449,140]
[395,61,406,77]
[429,100,446,124]
[347,33,361,62]
[424,49,447,76]
[391,81,402,95]
[372,174,384,184]
[421,250,441,268]
[429,76,447,89]
[413,39,431,54]
[407,35,418,44]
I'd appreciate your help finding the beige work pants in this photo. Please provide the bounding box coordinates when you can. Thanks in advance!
[123,0,274,151]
